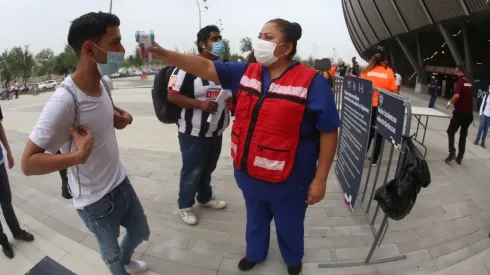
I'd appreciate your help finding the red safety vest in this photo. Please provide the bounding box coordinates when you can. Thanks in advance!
[231,63,317,183]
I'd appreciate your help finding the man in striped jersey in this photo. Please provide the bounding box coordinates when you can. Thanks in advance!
[168,25,229,225]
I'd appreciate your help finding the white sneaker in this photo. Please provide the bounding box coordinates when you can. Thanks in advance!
[125,260,148,274]
[179,208,198,225]
[201,194,227,209]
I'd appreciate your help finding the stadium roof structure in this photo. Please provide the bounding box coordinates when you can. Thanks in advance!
[342,0,490,85]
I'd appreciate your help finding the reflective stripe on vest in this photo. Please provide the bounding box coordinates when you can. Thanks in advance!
[231,63,317,183]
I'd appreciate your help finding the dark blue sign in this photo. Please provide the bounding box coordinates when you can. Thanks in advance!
[375,91,405,149]
[335,76,373,210]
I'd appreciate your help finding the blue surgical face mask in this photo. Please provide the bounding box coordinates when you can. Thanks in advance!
[210,41,225,57]
[92,44,125,76]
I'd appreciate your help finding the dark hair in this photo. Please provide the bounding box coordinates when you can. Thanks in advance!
[68,12,120,57]
[268,18,302,58]
[196,25,221,53]
[247,51,257,63]
[363,51,387,73]
[456,65,465,74]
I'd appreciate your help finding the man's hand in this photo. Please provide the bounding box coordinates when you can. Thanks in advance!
[71,126,94,164]
[306,177,327,205]
[140,42,166,61]
[6,151,14,169]
[114,107,131,129]
[199,101,218,114]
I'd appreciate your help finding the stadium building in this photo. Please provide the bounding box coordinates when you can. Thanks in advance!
[342,0,490,108]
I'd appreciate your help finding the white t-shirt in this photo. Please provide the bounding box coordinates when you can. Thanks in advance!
[395,73,402,86]
[29,76,126,209]
[480,93,490,117]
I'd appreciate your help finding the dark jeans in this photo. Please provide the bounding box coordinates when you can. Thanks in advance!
[178,133,222,209]
[428,91,437,108]
[0,163,22,246]
[77,177,150,275]
[447,111,474,158]
[368,107,383,163]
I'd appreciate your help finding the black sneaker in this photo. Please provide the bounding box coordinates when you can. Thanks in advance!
[238,257,257,271]
[2,243,14,259]
[445,154,455,164]
[287,263,302,275]
[456,156,463,165]
[14,230,35,242]
[481,143,486,149]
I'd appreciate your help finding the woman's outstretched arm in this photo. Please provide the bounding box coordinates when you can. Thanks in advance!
[142,43,221,84]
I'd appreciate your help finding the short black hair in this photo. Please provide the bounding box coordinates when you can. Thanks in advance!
[456,65,465,73]
[68,12,120,57]
[268,18,302,58]
[196,25,220,53]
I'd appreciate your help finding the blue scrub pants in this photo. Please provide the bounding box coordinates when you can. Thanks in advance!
[244,191,308,266]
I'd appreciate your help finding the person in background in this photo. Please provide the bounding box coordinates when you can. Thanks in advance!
[141,18,340,275]
[394,71,402,91]
[167,25,228,226]
[428,76,440,108]
[474,86,490,148]
[350,57,360,77]
[13,81,19,99]
[361,50,398,167]
[445,65,473,165]
[0,104,35,259]
[21,12,148,274]
[338,61,347,77]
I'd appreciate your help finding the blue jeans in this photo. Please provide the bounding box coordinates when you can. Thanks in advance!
[78,177,150,275]
[476,115,490,144]
[178,133,222,209]
[428,91,437,108]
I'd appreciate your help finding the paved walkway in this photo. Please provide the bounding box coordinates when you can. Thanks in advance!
[0,86,489,275]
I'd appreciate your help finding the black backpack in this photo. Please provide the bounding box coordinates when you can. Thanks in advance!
[152,66,182,123]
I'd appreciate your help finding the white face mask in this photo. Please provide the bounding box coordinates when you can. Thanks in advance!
[253,40,287,67]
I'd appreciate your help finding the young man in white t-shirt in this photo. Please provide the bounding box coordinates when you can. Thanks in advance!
[21,12,149,275]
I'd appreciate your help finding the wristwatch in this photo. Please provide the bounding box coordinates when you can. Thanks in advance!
[128,114,133,125]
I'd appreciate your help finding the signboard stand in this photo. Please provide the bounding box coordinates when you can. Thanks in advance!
[319,79,413,269]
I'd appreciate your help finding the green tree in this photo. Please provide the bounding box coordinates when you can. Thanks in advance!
[240,37,253,54]
[35,48,55,77]
[229,53,245,62]
[133,47,143,67]
[223,39,231,61]
[0,50,14,85]
[53,45,78,75]
[9,45,34,84]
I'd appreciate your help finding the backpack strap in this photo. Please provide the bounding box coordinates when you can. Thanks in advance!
[101,77,114,105]
[59,83,82,199]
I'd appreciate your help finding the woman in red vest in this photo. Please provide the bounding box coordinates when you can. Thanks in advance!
[142,19,340,275]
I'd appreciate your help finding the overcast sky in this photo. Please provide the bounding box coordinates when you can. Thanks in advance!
[0,0,363,63]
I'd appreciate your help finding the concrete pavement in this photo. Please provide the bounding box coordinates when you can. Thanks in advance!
[0,88,489,275]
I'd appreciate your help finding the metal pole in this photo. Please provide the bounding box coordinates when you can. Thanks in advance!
[109,0,113,13]
[195,0,201,29]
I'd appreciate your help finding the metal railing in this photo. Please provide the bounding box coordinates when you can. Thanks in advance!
[319,77,412,268]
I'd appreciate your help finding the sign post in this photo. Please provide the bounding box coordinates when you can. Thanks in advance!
[335,76,373,210]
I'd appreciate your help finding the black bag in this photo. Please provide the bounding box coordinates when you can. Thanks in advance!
[374,136,431,220]
[152,66,182,124]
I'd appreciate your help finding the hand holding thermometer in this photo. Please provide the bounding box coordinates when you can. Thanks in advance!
[135,30,155,62]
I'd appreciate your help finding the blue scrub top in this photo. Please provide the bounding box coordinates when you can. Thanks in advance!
[214,61,341,201]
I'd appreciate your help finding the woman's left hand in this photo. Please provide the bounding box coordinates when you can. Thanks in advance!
[306,177,327,205]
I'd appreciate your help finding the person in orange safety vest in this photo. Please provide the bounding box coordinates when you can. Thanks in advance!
[361,50,398,167]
